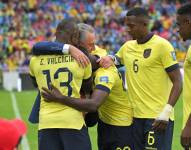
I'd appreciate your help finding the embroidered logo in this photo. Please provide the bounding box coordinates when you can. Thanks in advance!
[143,49,152,58]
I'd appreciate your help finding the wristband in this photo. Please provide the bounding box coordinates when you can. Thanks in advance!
[157,104,173,121]
[108,55,120,65]
[62,44,70,54]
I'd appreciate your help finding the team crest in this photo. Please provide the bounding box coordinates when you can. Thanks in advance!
[143,49,151,58]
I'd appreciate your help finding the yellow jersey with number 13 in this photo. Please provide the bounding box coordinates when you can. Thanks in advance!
[29,54,92,130]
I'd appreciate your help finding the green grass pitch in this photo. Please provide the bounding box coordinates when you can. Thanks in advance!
[0,90,183,150]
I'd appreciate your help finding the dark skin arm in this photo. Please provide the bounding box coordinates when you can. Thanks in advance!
[181,114,191,149]
[88,54,100,71]
[41,84,109,112]
[166,68,182,107]
[80,77,93,96]
[152,68,182,131]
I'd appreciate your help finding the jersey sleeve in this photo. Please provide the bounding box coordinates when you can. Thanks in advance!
[91,45,107,57]
[160,41,179,72]
[32,41,64,55]
[29,57,35,77]
[116,43,127,65]
[186,46,191,63]
[83,63,92,80]
[94,69,116,93]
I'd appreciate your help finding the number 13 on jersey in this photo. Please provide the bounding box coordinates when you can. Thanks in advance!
[42,67,73,96]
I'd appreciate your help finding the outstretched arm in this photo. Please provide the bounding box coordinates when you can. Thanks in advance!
[32,41,66,55]
[32,41,90,67]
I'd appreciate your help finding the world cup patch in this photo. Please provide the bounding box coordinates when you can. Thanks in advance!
[171,51,176,61]
[143,49,151,58]
[100,76,109,83]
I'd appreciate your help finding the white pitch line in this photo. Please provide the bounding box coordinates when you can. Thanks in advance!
[10,92,30,150]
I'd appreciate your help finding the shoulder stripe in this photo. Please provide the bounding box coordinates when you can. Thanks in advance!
[95,84,110,93]
[165,63,179,72]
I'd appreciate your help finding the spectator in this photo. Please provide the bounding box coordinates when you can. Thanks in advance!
[0,0,191,70]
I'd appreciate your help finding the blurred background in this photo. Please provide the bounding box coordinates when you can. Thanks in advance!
[0,0,190,149]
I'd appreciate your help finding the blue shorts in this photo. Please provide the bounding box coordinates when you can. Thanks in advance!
[133,118,174,150]
[97,119,134,150]
[38,126,92,150]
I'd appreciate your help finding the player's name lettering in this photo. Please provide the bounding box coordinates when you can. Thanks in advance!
[45,55,74,65]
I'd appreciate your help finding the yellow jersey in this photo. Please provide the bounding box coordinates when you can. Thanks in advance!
[94,66,133,126]
[183,45,191,128]
[29,55,92,130]
[91,45,107,57]
[116,35,178,119]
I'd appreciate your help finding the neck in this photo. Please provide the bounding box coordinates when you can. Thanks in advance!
[137,31,153,44]
[55,36,71,44]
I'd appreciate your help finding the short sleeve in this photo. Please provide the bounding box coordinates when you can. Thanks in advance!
[29,57,35,77]
[186,46,191,63]
[160,41,179,72]
[91,45,107,57]
[94,69,115,93]
[83,63,92,80]
[116,43,127,65]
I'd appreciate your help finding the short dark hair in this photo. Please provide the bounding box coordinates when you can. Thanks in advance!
[55,18,79,46]
[126,7,149,18]
[177,2,191,15]
[56,18,78,33]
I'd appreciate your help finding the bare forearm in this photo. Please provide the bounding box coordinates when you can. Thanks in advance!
[168,80,182,106]
[186,114,191,126]
[167,69,182,107]
[57,96,99,112]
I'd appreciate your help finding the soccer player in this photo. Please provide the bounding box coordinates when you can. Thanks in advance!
[99,7,182,150]
[177,2,191,149]
[35,23,134,150]
[29,19,92,150]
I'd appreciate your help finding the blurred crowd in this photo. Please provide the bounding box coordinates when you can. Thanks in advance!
[0,0,190,71]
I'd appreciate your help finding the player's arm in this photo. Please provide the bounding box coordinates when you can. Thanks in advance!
[41,84,109,112]
[99,42,126,68]
[166,67,182,107]
[152,67,182,130]
[181,114,191,149]
[32,41,89,67]
[80,77,93,96]
[153,44,182,131]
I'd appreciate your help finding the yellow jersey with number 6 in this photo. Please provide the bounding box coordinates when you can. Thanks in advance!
[116,35,178,120]
[183,45,191,128]
[29,54,92,130]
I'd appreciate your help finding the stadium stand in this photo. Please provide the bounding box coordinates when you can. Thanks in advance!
[0,0,190,72]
